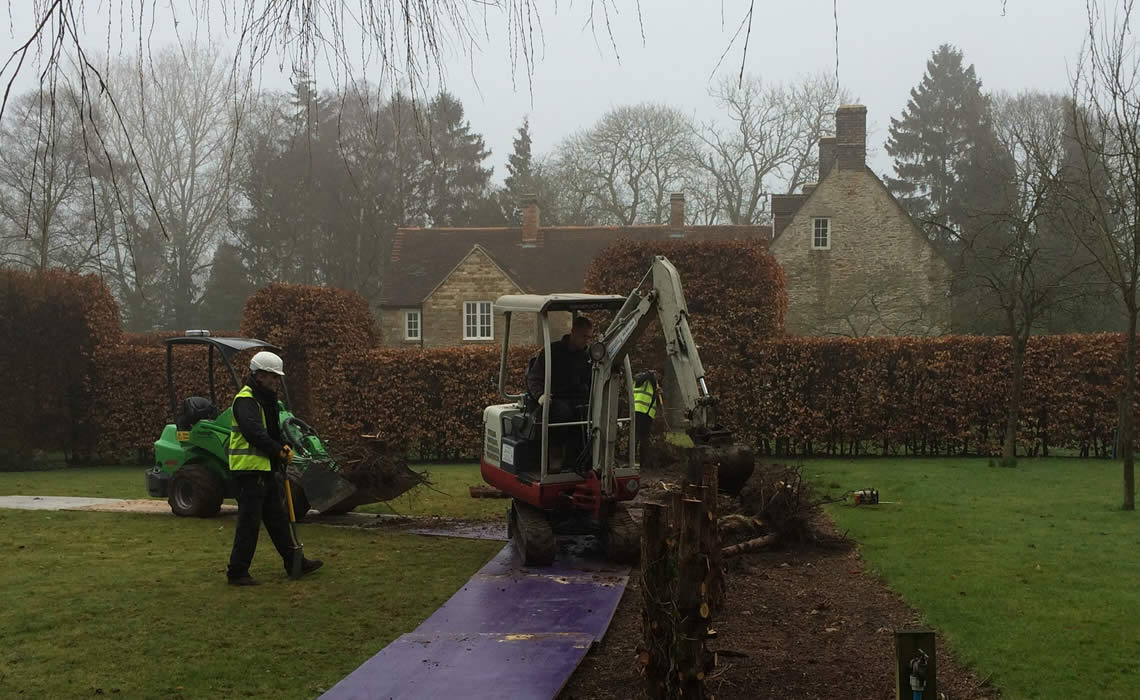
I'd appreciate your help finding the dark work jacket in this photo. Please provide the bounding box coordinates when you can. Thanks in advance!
[233,375,284,464]
[526,335,592,401]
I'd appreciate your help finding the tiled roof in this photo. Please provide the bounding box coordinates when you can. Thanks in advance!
[381,224,769,307]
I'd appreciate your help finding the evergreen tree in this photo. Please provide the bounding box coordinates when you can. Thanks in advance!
[886,44,1014,333]
[503,118,534,223]
[886,44,995,247]
[421,91,495,226]
[198,242,254,331]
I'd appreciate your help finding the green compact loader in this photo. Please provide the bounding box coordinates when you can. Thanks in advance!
[146,332,361,518]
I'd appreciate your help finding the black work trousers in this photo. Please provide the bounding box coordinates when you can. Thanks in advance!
[635,412,654,469]
[548,398,587,469]
[227,471,296,580]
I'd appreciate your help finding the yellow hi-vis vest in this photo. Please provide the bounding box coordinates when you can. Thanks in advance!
[633,380,657,420]
[228,385,272,472]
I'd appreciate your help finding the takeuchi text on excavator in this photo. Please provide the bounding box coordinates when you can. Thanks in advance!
[480,255,756,566]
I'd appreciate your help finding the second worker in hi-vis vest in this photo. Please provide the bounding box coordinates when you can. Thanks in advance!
[633,370,663,469]
[226,351,323,586]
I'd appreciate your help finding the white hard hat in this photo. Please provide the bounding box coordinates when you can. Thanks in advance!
[250,350,285,376]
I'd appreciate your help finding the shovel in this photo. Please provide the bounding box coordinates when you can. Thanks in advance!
[284,478,305,579]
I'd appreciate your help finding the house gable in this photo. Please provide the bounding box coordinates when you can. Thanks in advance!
[420,246,530,348]
[770,166,951,337]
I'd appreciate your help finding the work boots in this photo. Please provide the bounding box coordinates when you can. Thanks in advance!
[284,556,324,577]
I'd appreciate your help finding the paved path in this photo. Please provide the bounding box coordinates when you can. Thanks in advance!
[0,495,507,541]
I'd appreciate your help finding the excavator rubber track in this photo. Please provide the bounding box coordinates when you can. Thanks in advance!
[602,505,640,565]
[510,498,556,566]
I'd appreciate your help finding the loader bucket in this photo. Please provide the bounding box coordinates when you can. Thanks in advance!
[290,460,359,513]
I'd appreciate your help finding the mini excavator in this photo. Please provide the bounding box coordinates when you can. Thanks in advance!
[481,255,756,565]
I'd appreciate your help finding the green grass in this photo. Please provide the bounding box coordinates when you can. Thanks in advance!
[0,465,154,498]
[803,457,1140,700]
[0,463,505,521]
[0,508,500,699]
[358,463,505,521]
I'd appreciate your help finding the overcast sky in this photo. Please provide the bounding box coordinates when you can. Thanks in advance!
[4,1,1094,184]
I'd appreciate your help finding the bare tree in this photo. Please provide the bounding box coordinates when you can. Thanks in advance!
[0,88,101,271]
[693,73,851,225]
[1066,0,1140,509]
[0,1,655,248]
[96,44,246,329]
[969,91,1099,464]
[550,104,698,226]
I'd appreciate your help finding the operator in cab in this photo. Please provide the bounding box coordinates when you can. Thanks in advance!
[525,315,594,468]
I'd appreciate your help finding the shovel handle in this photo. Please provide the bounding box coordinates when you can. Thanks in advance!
[284,478,297,523]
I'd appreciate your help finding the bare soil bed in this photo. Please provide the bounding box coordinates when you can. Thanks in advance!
[560,460,1001,700]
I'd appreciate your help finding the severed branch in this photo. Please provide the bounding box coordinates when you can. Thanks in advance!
[721,533,778,558]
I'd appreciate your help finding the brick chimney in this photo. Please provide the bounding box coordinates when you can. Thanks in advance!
[521,194,539,242]
[835,104,867,170]
[818,136,837,178]
[669,192,685,228]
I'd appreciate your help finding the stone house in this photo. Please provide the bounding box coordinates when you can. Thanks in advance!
[769,105,952,336]
[378,196,766,349]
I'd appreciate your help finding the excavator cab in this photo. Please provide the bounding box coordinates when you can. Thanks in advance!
[482,257,756,567]
[482,294,642,565]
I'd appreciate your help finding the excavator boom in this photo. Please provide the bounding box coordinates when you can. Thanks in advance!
[590,256,755,496]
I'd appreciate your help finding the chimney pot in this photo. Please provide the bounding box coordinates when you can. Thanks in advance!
[669,192,685,228]
[521,194,539,241]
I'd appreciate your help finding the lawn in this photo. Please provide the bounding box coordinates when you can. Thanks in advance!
[803,457,1140,700]
[0,462,504,521]
[0,508,500,699]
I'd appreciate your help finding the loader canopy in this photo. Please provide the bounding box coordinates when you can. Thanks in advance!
[162,335,291,422]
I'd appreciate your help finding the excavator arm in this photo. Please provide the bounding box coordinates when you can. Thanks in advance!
[588,256,754,497]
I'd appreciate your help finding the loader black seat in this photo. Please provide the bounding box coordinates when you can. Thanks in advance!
[178,396,218,430]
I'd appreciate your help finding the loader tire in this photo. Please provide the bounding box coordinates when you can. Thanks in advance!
[603,505,640,565]
[168,464,224,517]
[511,499,556,566]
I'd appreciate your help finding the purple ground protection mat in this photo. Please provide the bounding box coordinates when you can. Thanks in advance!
[319,538,630,700]
[316,631,593,700]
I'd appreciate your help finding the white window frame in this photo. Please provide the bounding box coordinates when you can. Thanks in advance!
[463,301,494,340]
[812,217,831,250]
[403,309,421,341]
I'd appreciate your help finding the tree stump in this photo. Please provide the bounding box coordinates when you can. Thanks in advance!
[640,503,671,700]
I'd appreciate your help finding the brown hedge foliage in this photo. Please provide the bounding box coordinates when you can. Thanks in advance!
[582,239,787,435]
[582,239,787,340]
[326,345,536,460]
[240,283,379,421]
[0,269,121,462]
[741,334,1125,457]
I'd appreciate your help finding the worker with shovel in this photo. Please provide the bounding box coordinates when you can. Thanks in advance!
[226,351,323,586]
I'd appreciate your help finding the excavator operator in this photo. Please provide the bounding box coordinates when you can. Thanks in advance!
[525,315,594,468]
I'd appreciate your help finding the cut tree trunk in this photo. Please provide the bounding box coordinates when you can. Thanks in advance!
[1124,307,1137,511]
[1002,333,1027,465]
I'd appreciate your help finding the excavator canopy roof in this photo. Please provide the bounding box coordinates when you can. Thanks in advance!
[494,294,628,315]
